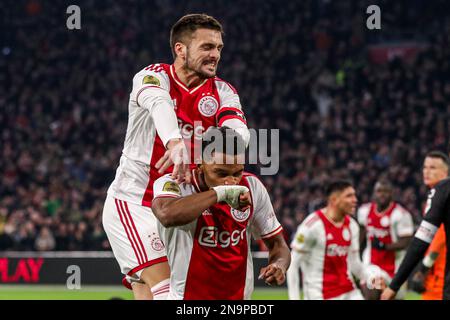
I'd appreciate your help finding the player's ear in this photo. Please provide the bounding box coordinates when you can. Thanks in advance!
[174,42,186,60]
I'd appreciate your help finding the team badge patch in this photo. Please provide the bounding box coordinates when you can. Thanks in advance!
[198,96,218,117]
[296,233,304,243]
[149,233,165,252]
[230,207,250,222]
[142,75,161,86]
[162,181,181,195]
[380,216,390,227]
[342,228,351,241]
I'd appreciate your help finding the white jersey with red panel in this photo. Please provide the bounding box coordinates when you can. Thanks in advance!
[290,210,363,300]
[357,202,414,277]
[153,171,282,300]
[107,63,248,208]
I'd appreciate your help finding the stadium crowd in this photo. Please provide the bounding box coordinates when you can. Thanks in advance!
[0,0,449,251]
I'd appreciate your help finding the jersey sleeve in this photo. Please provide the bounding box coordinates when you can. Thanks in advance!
[152,174,182,200]
[214,79,250,146]
[131,65,181,146]
[356,203,370,227]
[392,206,414,238]
[290,215,318,253]
[246,176,283,240]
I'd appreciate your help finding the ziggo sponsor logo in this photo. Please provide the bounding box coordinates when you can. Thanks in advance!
[326,244,350,257]
[198,226,246,248]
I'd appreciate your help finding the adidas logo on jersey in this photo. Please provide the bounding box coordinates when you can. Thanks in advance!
[326,233,333,241]
[202,210,212,216]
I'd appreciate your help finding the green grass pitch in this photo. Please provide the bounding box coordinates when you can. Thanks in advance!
[0,285,422,300]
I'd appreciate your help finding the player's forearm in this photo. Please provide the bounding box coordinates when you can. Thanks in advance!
[152,191,218,227]
[385,236,412,251]
[265,235,291,274]
[389,237,430,291]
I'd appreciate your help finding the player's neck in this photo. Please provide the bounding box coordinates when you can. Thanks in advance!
[323,207,345,225]
[376,201,392,213]
[173,61,204,88]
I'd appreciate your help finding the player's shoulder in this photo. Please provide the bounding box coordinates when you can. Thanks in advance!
[392,202,412,217]
[358,202,372,213]
[435,177,450,192]
[133,63,170,84]
[241,172,265,189]
[300,211,323,230]
[214,76,238,94]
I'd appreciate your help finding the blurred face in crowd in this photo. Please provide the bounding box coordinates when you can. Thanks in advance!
[177,28,223,79]
[373,181,393,211]
[330,187,358,216]
[199,152,244,188]
[423,156,449,187]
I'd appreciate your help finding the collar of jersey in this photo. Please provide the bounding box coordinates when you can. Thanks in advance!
[170,64,208,94]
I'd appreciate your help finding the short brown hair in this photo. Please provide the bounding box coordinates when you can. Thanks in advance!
[426,150,450,170]
[170,14,224,58]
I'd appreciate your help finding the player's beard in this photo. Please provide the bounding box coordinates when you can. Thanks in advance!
[184,49,217,80]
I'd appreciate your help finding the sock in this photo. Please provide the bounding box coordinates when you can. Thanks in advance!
[151,279,170,300]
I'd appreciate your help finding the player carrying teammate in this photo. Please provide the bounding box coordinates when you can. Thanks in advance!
[357,179,414,299]
[287,180,388,300]
[102,14,250,299]
[410,151,449,299]
[151,127,290,299]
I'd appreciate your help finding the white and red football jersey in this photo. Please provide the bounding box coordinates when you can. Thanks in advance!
[107,63,248,207]
[153,170,282,300]
[290,210,361,300]
[357,202,414,277]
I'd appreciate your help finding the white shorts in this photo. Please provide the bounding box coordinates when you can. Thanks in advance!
[330,289,364,300]
[102,194,167,280]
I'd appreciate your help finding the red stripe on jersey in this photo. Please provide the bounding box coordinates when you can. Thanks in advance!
[121,277,133,290]
[261,225,283,240]
[127,257,169,276]
[123,200,149,262]
[153,194,180,200]
[152,284,170,296]
[115,199,142,265]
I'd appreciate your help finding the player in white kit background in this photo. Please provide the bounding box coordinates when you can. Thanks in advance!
[151,127,291,299]
[287,180,389,300]
[102,14,250,299]
[357,179,414,299]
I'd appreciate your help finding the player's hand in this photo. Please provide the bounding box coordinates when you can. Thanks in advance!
[380,287,397,300]
[238,192,252,211]
[155,139,191,184]
[258,264,286,286]
[372,237,386,250]
[212,185,249,209]
[410,271,426,293]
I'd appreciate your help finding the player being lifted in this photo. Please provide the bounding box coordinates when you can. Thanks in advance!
[357,179,414,299]
[151,127,290,299]
[287,180,389,300]
[381,151,450,300]
[102,14,249,299]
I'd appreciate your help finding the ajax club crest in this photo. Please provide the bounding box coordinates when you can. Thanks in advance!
[198,95,218,117]
[231,208,251,222]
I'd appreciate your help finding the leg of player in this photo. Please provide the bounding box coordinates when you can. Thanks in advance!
[360,283,381,300]
[139,262,171,300]
[131,282,153,300]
